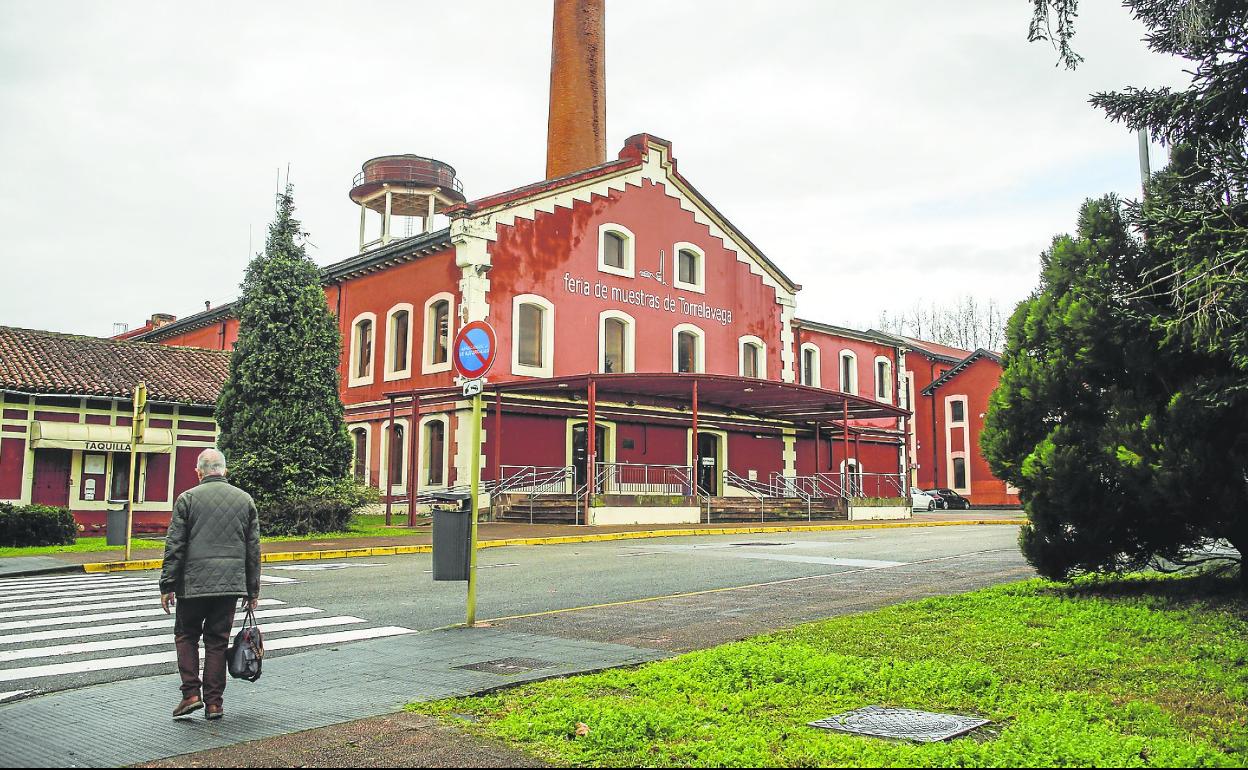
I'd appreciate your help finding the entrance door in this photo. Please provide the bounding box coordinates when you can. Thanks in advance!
[572,424,608,491]
[32,449,72,507]
[696,433,720,495]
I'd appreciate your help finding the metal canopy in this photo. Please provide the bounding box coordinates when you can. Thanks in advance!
[389,372,909,426]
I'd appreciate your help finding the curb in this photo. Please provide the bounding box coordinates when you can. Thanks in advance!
[76,518,1023,574]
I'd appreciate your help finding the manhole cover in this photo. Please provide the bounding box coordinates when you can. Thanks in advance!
[731,542,793,547]
[454,657,553,675]
[809,706,989,743]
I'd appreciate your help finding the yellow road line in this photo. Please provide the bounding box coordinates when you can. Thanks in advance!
[78,519,1023,573]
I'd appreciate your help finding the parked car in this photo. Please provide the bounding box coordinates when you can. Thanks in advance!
[922,490,949,510]
[930,488,972,510]
[910,489,938,512]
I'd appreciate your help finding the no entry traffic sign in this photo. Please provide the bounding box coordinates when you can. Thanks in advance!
[453,321,497,381]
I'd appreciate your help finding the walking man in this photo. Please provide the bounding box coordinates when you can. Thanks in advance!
[159,448,261,720]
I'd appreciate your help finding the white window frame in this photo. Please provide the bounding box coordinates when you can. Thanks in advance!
[598,223,635,279]
[874,356,893,403]
[348,312,377,387]
[512,293,555,378]
[419,414,450,490]
[383,303,415,382]
[673,323,706,374]
[672,241,706,294]
[421,292,455,375]
[598,310,636,374]
[738,335,766,378]
[944,395,971,494]
[800,343,821,387]
[838,349,858,395]
[349,423,372,486]
[379,418,409,493]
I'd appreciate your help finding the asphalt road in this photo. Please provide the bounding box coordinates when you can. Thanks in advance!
[0,524,1031,696]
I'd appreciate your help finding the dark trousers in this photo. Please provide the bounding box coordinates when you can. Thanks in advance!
[174,596,238,706]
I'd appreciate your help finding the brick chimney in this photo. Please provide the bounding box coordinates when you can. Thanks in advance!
[545,0,606,180]
[149,313,176,328]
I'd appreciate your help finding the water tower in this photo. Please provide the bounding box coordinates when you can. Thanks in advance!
[349,155,466,251]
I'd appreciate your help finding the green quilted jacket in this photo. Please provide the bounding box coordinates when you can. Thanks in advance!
[159,475,261,599]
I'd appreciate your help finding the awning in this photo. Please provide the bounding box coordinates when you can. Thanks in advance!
[30,422,175,454]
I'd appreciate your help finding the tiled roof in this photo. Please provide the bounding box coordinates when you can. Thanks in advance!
[899,336,975,363]
[0,326,229,405]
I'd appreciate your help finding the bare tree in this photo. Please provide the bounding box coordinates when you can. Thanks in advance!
[875,296,1007,352]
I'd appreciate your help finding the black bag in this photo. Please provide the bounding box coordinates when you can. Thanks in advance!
[227,602,263,682]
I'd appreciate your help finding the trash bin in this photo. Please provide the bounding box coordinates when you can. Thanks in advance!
[431,491,473,581]
[106,503,130,546]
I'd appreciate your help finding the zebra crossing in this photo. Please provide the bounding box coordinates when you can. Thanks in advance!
[0,571,415,690]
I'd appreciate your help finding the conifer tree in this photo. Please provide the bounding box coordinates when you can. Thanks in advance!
[215,186,352,504]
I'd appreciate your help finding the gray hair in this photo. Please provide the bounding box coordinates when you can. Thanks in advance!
[197,449,227,476]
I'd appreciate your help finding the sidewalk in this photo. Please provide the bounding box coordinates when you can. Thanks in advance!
[0,510,1026,577]
[2,627,665,768]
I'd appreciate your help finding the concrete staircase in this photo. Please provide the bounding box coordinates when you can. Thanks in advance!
[492,493,584,525]
[705,496,848,523]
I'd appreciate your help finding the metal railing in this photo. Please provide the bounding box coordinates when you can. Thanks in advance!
[842,472,906,499]
[722,469,769,521]
[594,462,694,495]
[352,166,464,194]
[494,465,576,525]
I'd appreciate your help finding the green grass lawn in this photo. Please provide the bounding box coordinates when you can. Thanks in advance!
[0,537,166,558]
[259,513,430,543]
[411,573,1248,768]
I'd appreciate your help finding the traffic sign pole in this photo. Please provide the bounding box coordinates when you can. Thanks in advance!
[450,320,496,629]
[465,389,483,627]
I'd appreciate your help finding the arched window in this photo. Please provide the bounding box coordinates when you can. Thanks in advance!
[674,324,705,374]
[384,305,413,380]
[673,242,705,293]
[874,356,892,402]
[739,336,765,378]
[513,294,554,376]
[598,223,635,277]
[351,426,369,484]
[800,343,821,387]
[838,349,858,395]
[349,313,377,387]
[423,418,447,487]
[422,293,454,374]
[600,311,634,373]
[388,423,405,487]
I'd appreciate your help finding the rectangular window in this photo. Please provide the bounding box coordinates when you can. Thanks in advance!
[953,457,967,489]
[425,421,445,486]
[604,318,626,373]
[388,426,404,487]
[877,361,889,399]
[109,454,135,501]
[802,349,816,386]
[352,430,368,484]
[841,355,854,394]
[356,321,373,379]
[951,400,966,423]
[518,304,544,368]
[678,332,697,373]
[392,312,409,372]
[678,249,698,285]
[743,344,759,378]
[430,301,449,365]
[603,232,626,269]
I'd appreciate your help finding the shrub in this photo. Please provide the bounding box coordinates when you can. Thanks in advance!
[257,480,378,537]
[0,503,77,547]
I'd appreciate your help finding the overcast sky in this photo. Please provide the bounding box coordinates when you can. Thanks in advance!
[0,1,1189,337]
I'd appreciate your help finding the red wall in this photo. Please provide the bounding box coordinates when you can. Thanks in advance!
[485,180,786,381]
[335,248,461,407]
[157,320,238,351]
